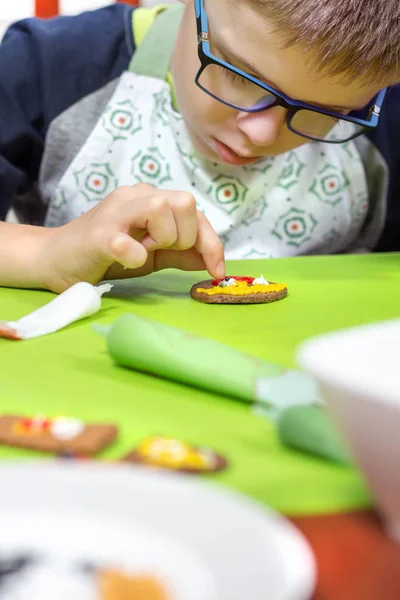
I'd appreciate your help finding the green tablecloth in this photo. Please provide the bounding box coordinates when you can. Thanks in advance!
[1,253,399,515]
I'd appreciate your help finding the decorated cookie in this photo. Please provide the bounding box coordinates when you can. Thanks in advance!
[123,436,228,474]
[190,275,288,304]
[0,415,118,455]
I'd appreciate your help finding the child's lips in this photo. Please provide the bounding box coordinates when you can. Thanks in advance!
[213,139,262,166]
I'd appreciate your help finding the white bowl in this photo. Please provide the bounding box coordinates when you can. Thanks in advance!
[297,318,400,541]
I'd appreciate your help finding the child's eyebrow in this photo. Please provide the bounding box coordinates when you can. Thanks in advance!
[213,39,366,113]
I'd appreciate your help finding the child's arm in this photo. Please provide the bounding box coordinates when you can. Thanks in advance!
[0,184,225,292]
[0,222,52,289]
[0,12,225,292]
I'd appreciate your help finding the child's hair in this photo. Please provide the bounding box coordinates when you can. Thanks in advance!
[251,0,400,85]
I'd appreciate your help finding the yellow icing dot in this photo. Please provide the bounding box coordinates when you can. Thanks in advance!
[196,282,287,296]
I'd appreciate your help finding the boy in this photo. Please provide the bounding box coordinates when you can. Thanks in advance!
[0,0,399,292]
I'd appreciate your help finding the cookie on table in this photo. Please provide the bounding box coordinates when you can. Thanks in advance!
[123,436,228,474]
[191,275,288,304]
[0,415,118,455]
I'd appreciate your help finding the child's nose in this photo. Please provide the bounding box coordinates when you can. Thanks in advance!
[236,106,287,147]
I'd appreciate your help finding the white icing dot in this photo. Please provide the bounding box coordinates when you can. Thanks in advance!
[50,418,85,441]
[253,275,270,285]
[219,278,237,287]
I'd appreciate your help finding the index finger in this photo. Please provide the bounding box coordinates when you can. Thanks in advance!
[195,211,226,279]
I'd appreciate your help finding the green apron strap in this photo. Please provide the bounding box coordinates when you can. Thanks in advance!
[128,3,184,80]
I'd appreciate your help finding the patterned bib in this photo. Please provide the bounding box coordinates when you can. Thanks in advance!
[45,4,369,259]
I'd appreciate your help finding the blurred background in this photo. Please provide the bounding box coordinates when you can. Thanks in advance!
[0,0,176,39]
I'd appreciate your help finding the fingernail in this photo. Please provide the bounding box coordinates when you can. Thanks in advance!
[216,261,226,279]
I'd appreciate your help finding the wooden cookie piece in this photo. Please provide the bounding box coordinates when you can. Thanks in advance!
[191,276,288,304]
[123,436,228,474]
[0,415,118,455]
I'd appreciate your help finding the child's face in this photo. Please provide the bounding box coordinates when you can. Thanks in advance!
[171,0,383,165]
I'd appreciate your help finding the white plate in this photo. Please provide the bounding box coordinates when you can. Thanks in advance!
[0,462,316,600]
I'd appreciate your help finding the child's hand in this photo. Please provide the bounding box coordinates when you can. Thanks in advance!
[41,184,226,292]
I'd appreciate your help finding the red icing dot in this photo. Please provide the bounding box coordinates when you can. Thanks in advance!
[291,224,299,231]
[148,163,155,171]
[93,179,101,187]
[223,190,232,197]
[212,276,255,285]
[20,417,51,431]
[329,181,336,189]
[118,117,126,124]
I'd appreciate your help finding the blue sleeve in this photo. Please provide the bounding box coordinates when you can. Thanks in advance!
[368,85,400,251]
[0,4,135,221]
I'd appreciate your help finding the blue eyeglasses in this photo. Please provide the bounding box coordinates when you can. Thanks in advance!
[194,0,386,143]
